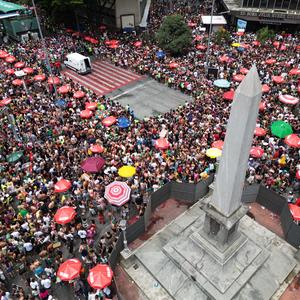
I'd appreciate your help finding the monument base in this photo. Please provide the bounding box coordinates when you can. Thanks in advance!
[122,198,299,300]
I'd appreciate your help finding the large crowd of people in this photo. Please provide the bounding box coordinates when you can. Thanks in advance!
[0,0,299,299]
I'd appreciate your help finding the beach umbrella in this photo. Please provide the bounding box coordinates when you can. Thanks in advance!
[211,140,224,150]
[84,36,92,42]
[48,76,60,85]
[118,166,136,178]
[250,147,264,158]
[19,209,28,217]
[213,79,230,88]
[102,116,117,127]
[0,50,8,59]
[155,138,170,150]
[14,62,25,68]
[194,35,202,41]
[156,50,165,59]
[54,206,76,224]
[289,68,300,76]
[85,102,97,110]
[254,127,267,137]
[273,41,280,48]
[23,67,34,74]
[262,84,270,93]
[81,157,105,173]
[259,102,266,112]
[278,94,299,105]
[134,41,142,48]
[233,74,245,82]
[271,120,293,138]
[265,58,276,65]
[12,79,23,86]
[297,170,300,180]
[272,76,285,84]
[80,109,93,119]
[58,85,70,94]
[118,117,131,128]
[73,91,85,99]
[252,40,260,46]
[196,44,206,51]
[240,68,249,75]
[89,38,99,44]
[55,99,67,108]
[34,74,46,82]
[231,42,240,47]
[284,134,300,148]
[105,181,131,206]
[223,90,234,101]
[87,264,113,289]
[109,43,118,49]
[206,148,222,159]
[289,204,300,221]
[89,144,104,154]
[169,62,179,69]
[219,55,229,63]
[0,98,12,106]
[57,259,82,281]
[5,56,16,63]
[54,179,72,193]
[7,151,23,163]
[5,69,15,75]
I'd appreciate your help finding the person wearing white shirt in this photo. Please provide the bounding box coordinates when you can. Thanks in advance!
[41,276,51,289]
[23,242,33,252]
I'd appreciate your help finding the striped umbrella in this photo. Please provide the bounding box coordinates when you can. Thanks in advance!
[105,181,131,206]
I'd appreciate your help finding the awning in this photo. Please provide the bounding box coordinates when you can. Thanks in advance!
[201,15,227,25]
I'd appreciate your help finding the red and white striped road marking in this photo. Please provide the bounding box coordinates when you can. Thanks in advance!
[62,61,144,96]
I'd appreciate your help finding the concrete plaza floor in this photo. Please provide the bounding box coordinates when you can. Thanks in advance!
[107,78,192,120]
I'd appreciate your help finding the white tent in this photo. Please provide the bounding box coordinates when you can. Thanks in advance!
[201,15,227,25]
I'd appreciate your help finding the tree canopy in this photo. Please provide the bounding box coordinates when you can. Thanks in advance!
[156,14,192,56]
[256,26,275,44]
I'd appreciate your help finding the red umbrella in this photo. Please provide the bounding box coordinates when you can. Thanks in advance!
[5,56,16,63]
[219,55,229,63]
[109,43,118,49]
[240,68,249,75]
[223,90,234,101]
[265,58,276,65]
[58,85,70,94]
[54,206,76,224]
[102,116,117,127]
[273,41,280,48]
[169,62,179,69]
[134,41,142,48]
[105,181,131,206]
[272,76,285,84]
[196,44,206,51]
[297,170,300,180]
[188,21,197,27]
[0,50,9,59]
[239,43,250,49]
[0,98,12,107]
[80,109,93,119]
[54,179,72,193]
[89,144,104,153]
[34,74,46,82]
[259,102,266,112]
[211,140,224,150]
[5,69,15,75]
[81,157,105,173]
[278,94,299,105]
[250,147,264,158]
[23,67,34,74]
[262,84,270,93]
[57,259,82,281]
[252,40,260,46]
[194,35,202,41]
[254,127,267,137]
[284,134,300,148]
[90,38,99,44]
[84,36,92,42]
[87,264,113,289]
[14,61,25,68]
[85,102,97,110]
[48,76,60,85]
[289,204,300,221]
[233,74,245,82]
[236,31,244,36]
[12,79,23,86]
[280,44,287,51]
[73,91,85,99]
[289,68,300,76]
[155,138,170,150]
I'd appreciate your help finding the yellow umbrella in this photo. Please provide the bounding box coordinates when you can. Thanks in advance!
[118,166,136,178]
[231,42,241,47]
[206,148,222,159]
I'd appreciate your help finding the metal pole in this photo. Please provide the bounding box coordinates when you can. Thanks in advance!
[205,0,216,74]
[31,0,58,100]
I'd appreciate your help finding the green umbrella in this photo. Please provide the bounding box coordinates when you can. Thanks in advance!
[271,121,293,138]
[19,209,28,217]
[6,151,24,163]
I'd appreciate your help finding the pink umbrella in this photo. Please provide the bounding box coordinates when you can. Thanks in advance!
[169,62,179,69]
[223,90,234,101]
[34,74,46,82]
[188,21,197,27]
[0,98,12,107]
[81,157,105,173]
[280,44,287,51]
[284,134,300,148]
[250,147,264,158]
[155,138,170,150]
[14,61,25,68]
[252,41,260,46]
[12,79,23,86]
[105,181,131,206]
[57,259,82,281]
[89,144,104,153]
[219,55,229,63]
[259,102,266,112]
[80,109,93,119]
[297,170,300,180]
[233,74,245,82]
[102,116,117,127]
[262,84,270,93]
[289,68,300,76]
[240,68,249,75]
[73,91,85,99]
[58,85,70,94]
[134,41,142,48]
[48,76,60,85]
[272,76,285,84]
[85,102,97,110]
[0,50,9,59]
[211,140,224,150]
[23,67,34,74]
[5,69,15,75]
[254,127,267,137]
[289,204,300,221]
[279,94,299,105]
[194,35,202,41]
[54,206,76,224]
[109,43,118,49]
[54,179,72,193]
[87,264,113,289]
[5,56,16,63]
[273,41,280,48]
[265,58,276,65]
[196,44,206,51]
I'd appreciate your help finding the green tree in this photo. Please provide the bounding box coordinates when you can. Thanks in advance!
[214,28,231,45]
[256,26,275,44]
[156,14,192,56]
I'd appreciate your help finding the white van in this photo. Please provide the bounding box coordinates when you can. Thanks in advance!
[64,53,91,74]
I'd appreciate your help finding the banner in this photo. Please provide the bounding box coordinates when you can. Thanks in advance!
[237,19,247,31]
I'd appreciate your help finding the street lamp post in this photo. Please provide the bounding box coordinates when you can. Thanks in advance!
[31,0,58,100]
[205,0,216,75]
[119,219,130,253]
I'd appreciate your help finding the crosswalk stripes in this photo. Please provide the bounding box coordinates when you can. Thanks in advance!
[62,60,144,96]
